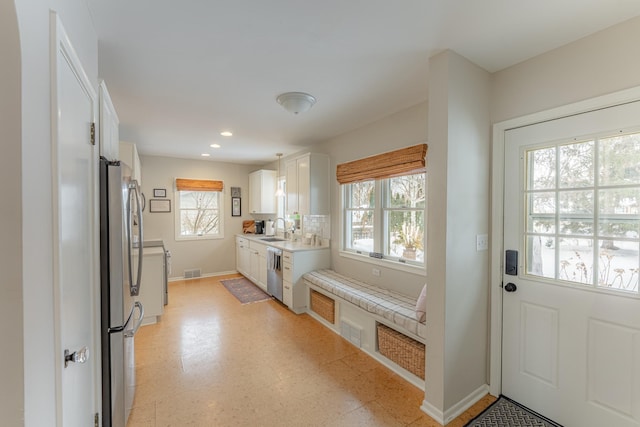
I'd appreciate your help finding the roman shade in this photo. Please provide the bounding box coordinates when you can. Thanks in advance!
[175,178,224,192]
[336,143,427,184]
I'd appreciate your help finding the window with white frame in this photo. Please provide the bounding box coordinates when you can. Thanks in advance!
[343,172,426,265]
[174,179,224,240]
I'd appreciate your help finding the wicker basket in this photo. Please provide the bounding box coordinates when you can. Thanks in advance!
[310,289,335,324]
[377,323,425,379]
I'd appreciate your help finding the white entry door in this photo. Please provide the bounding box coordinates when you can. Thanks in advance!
[502,101,640,427]
[52,14,99,426]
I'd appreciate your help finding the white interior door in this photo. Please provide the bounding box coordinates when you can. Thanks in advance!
[52,14,98,426]
[502,101,640,427]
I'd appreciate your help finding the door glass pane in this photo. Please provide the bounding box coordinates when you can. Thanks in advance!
[597,240,639,291]
[599,133,640,186]
[558,237,594,285]
[558,190,594,236]
[527,192,555,233]
[528,147,555,190]
[559,141,594,188]
[526,236,555,279]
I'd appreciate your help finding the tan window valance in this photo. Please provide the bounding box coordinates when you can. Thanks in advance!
[336,143,427,184]
[175,178,224,192]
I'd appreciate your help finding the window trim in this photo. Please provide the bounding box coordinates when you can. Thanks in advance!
[174,189,224,241]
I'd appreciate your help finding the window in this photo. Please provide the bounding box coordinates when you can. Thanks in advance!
[343,172,426,266]
[175,179,224,240]
[524,131,640,292]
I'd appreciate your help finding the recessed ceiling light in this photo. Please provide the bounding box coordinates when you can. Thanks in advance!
[201,153,210,157]
[220,131,233,137]
[210,143,221,148]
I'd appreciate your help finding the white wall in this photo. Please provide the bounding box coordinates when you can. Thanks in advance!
[140,155,255,278]
[425,50,491,419]
[492,15,640,123]
[0,1,23,425]
[318,102,429,298]
[13,0,98,424]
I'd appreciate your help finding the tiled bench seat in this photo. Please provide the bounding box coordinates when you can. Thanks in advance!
[303,269,426,341]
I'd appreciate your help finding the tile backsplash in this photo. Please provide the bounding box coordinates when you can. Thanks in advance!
[303,215,330,239]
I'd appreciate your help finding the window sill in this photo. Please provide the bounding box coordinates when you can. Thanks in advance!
[175,234,224,242]
[339,250,426,276]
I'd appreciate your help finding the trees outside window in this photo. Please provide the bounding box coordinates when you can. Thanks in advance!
[343,173,425,265]
[525,131,640,292]
[176,190,222,240]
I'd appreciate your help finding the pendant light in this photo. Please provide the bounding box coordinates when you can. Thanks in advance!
[275,153,285,197]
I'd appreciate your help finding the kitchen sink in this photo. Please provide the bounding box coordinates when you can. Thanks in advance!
[260,237,286,242]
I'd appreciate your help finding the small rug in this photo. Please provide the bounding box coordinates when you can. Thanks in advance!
[220,277,272,305]
[465,395,563,427]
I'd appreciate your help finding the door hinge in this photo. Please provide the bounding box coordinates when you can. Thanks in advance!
[90,122,96,146]
[94,412,99,427]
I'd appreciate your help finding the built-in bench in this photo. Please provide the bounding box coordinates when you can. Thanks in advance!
[303,269,426,387]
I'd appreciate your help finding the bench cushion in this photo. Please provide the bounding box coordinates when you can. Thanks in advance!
[303,269,426,340]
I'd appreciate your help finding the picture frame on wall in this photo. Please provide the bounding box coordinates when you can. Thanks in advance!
[149,199,171,213]
[232,197,241,216]
[153,188,166,198]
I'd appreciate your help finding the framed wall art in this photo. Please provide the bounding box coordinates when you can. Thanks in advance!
[149,199,171,213]
[153,188,167,197]
[232,197,241,216]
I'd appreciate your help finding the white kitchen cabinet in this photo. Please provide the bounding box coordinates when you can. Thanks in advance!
[249,169,276,214]
[133,247,165,325]
[119,141,142,184]
[236,236,250,276]
[285,153,329,217]
[281,249,330,313]
[249,240,268,291]
[98,81,119,161]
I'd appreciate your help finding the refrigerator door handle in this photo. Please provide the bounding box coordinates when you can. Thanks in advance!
[126,181,144,296]
[108,302,136,334]
[124,302,144,338]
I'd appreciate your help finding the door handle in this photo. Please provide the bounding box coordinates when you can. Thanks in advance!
[125,302,144,338]
[64,346,89,368]
[504,282,517,292]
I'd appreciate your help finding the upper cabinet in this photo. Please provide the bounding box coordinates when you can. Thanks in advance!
[285,153,330,216]
[98,81,119,161]
[249,169,276,214]
[119,141,142,184]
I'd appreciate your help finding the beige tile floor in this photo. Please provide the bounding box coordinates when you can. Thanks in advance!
[128,275,495,426]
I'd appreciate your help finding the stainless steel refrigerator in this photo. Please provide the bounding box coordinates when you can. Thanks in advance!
[99,157,144,427]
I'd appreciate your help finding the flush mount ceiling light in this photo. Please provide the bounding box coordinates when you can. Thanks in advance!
[276,92,316,115]
[210,143,221,148]
[220,131,233,137]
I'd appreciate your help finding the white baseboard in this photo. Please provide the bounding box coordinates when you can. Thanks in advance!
[421,383,489,426]
[168,270,238,282]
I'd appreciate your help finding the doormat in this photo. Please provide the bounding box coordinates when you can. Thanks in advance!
[465,395,563,427]
[220,277,272,305]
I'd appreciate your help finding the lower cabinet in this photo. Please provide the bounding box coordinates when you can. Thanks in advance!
[236,236,250,276]
[133,247,165,325]
[249,242,268,292]
[281,249,330,313]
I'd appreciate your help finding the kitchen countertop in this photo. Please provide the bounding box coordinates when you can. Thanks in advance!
[237,233,330,252]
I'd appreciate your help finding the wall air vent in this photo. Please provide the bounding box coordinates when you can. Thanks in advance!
[184,269,201,279]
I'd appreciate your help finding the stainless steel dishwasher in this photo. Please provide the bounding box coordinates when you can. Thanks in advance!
[266,246,283,302]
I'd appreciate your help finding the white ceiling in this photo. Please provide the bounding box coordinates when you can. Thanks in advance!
[87,0,640,165]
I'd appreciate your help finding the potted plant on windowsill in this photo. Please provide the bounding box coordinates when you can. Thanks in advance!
[394,222,423,260]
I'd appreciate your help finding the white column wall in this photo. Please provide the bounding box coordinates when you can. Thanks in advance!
[14,0,99,424]
[0,1,24,426]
